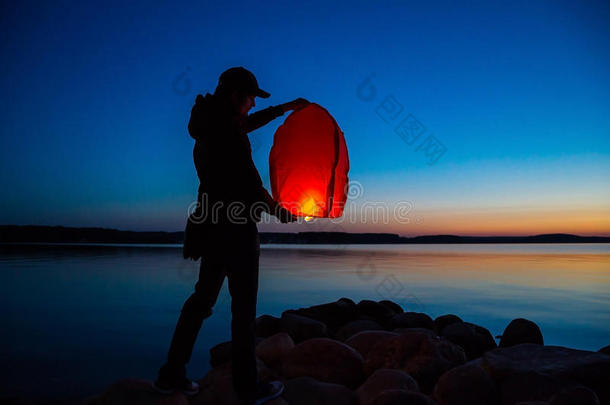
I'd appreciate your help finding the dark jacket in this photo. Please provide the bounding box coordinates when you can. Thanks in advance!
[186,92,283,227]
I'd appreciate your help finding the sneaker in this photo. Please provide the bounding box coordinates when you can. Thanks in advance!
[152,375,200,396]
[253,381,284,405]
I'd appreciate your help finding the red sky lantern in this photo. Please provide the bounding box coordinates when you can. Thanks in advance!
[269,103,349,220]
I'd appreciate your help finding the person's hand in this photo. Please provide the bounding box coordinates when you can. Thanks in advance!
[277,206,297,223]
[282,98,310,113]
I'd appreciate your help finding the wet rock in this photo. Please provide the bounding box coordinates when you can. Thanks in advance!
[256,315,281,338]
[335,319,384,341]
[89,378,189,405]
[549,385,600,405]
[283,298,357,332]
[345,330,399,358]
[256,332,294,367]
[499,318,543,348]
[365,331,466,393]
[391,312,435,331]
[357,369,419,405]
[441,321,497,360]
[434,314,463,334]
[281,337,364,388]
[433,363,497,405]
[368,389,436,405]
[283,376,359,405]
[481,344,610,404]
[280,312,328,343]
[356,300,396,326]
[379,300,404,315]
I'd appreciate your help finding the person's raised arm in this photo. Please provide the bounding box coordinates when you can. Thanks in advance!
[245,98,310,133]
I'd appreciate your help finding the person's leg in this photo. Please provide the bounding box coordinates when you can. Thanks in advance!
[225,223,260,400]
[158,251,226,381]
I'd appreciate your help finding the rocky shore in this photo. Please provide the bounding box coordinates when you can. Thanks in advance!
[90,298,610,405]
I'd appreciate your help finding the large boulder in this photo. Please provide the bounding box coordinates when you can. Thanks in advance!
[281,337,365,388]
[256,315,281,338]
[283,298,357,332]
[499,371,566,405]
[379,300,404,315]
[367,389,436,405]
[434,314,463,334]
[480,344,610,403]
[335,319,384,341]
[433,363,497,405]
[469,323,497,350]
[441,321,497,360]
[209,341,233,368]
[195,359,278,405]
[391,312,435,331]
[356,300,396,326]
[283,376,359,405]
[89,378,188,405]
[365,331,466,393]
[499,318,543,348]
[357,369,419,405]
[394,327,438,339]
[598,345,610,356]
[195,363,242,405]
[209,338,264,368]
[345,331,399,358]
[256,332,294,367]
[280,312,328,343]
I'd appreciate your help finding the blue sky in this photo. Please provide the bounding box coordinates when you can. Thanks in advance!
[1,0,609,235]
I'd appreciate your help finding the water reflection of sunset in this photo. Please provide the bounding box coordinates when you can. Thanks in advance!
[257,244,609,350]
[261,244,610,295]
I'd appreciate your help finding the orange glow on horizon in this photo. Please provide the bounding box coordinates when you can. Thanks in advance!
[401,208,610,236]
[318,205,610,237]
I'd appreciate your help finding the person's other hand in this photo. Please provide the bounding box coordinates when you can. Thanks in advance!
[282,98,310,113]
[277,206,297,223]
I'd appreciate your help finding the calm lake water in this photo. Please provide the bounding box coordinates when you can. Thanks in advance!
[1,243,609,398]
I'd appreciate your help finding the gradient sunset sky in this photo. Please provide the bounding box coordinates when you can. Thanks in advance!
[1,0,609,236]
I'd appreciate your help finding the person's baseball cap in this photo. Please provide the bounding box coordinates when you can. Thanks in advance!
[217,67,270,98]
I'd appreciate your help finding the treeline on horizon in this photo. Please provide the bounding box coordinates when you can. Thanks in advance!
[0,225,608,244]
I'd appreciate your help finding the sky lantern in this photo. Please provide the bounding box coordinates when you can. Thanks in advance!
[269,103,349,220]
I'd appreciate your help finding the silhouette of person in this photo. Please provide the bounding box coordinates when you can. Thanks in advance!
[153,67,308,404]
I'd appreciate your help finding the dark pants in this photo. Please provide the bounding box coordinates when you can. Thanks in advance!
[158,221,260,397]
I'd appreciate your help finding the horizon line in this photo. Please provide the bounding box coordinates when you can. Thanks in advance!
[1,224,609,239]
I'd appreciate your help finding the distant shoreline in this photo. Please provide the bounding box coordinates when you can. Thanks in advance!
[1,225,609,244]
